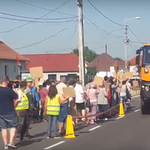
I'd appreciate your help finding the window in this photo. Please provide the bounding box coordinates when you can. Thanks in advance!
[4,65,8,76]
[48,74,56,81]
[144,48,150,64]
[14,66,16,72]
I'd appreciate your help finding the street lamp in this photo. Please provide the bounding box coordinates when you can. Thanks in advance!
[124,17,140,71]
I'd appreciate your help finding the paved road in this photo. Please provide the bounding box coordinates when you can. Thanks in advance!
[1,96,149,150]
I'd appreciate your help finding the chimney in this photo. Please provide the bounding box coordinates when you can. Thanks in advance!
[105,44,107,54]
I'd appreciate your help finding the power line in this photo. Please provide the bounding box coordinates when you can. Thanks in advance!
[0,11,77,20]
[15,29,66,50]
[129,41,139,49]
[87,0,124,27]
[14,0,75,17]
[129,42,136,51]
[0,16,76,24]
[128,26,144,44]
[15,23,77,50]
[0,0,72,34]
[84,15,124,39]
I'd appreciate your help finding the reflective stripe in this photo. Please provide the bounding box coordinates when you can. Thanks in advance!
[47,110,60,112]
[47,105,60,108]
[16,105,28,108]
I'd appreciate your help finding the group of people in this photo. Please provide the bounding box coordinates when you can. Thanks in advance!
[0,75,132,149]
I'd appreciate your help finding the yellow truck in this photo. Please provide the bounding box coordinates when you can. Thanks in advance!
[136,44,150,114]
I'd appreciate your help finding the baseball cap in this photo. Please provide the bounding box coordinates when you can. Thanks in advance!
[26,77,34,82]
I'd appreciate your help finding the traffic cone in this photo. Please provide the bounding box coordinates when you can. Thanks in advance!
[119,102,125,117]
[65,115,75,139]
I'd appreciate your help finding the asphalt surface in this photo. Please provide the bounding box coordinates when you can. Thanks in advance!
[1,96,149,150]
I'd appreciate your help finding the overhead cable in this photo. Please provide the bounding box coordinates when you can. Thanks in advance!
[14,0,75,17]
[128,26,144,44]
[0,0,72,34]
[87,0,124,27]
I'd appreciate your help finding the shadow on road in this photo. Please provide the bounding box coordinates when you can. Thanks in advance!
[17,139,43,148]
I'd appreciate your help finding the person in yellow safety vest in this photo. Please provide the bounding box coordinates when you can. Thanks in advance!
[44,85,69,139]
[16,81,29,141]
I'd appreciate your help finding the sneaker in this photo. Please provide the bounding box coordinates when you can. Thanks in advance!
[4,145,9,150]
[8,143,17,149]
[24,134,32,139]
[47,137,50,139]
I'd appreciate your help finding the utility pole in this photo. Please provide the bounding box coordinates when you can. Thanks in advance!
[124,21,129,72]
[105,44,107,54]
[77,0,85,86]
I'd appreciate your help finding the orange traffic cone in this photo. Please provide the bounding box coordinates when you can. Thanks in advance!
[119,102,125,117]
[65,115,75,139]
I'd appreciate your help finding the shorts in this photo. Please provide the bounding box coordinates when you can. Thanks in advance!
[76,102,85,112]
[58,103,68,123]
[0,113,18,130]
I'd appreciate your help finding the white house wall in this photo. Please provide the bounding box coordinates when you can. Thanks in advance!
[0,59,26,80]
[22,72,79,83]
[96,71,111,78]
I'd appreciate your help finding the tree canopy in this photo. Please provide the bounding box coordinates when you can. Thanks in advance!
[72,46,98,76]
[72,46,98,63]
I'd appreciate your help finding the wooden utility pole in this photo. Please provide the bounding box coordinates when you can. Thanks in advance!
[77,0,85,86]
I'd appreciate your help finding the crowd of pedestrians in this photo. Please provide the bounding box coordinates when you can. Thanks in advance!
[0,75,132,149]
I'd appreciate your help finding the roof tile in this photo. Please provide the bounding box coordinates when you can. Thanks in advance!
[23,53,79,72]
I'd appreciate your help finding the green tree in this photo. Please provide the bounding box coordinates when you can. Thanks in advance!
[72,46,98,62]
[72,46,98,76]
[114,57,122,61]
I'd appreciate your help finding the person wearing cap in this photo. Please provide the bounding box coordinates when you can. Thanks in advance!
[16,81,28,141]
[24,77,34,139]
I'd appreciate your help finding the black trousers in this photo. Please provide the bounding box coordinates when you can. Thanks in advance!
[16,110,27,139]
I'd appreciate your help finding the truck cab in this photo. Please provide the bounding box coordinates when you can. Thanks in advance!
[136,44,150,114]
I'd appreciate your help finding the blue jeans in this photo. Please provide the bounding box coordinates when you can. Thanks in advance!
[47,115,58,137]
[58,103,68,123]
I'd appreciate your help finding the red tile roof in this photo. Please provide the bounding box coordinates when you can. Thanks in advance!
[23,53,80,72]
[0,41,28,61]
[89,53,125,71]
[129,56,136,65]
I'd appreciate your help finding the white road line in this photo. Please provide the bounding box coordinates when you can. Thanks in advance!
[116,116,124,120]
[44,141,65,150]
[134,109,140,112]
[89,125,101,131]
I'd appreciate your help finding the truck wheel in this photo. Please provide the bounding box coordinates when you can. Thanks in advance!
[141,105,147,114]
[141,101,150,114]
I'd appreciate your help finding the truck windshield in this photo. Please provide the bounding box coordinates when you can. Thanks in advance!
[144,47,150,64]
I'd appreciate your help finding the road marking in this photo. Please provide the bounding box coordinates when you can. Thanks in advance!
[44,141,65,150]
[116,116,124,120]
[134,109,140,112]
[89,125,101,131]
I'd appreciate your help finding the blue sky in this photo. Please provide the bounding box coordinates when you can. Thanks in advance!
[0,0,149,59]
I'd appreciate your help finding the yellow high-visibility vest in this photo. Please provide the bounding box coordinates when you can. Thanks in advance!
[16,89,29,111]
[47,94,60,116]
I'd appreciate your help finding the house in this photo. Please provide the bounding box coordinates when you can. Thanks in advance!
[0,41,28,80]
[88,53,125,77]
[22,53,87,81]
[129,56,136,65]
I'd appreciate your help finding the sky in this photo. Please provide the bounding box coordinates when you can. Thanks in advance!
[0,0,150,59]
